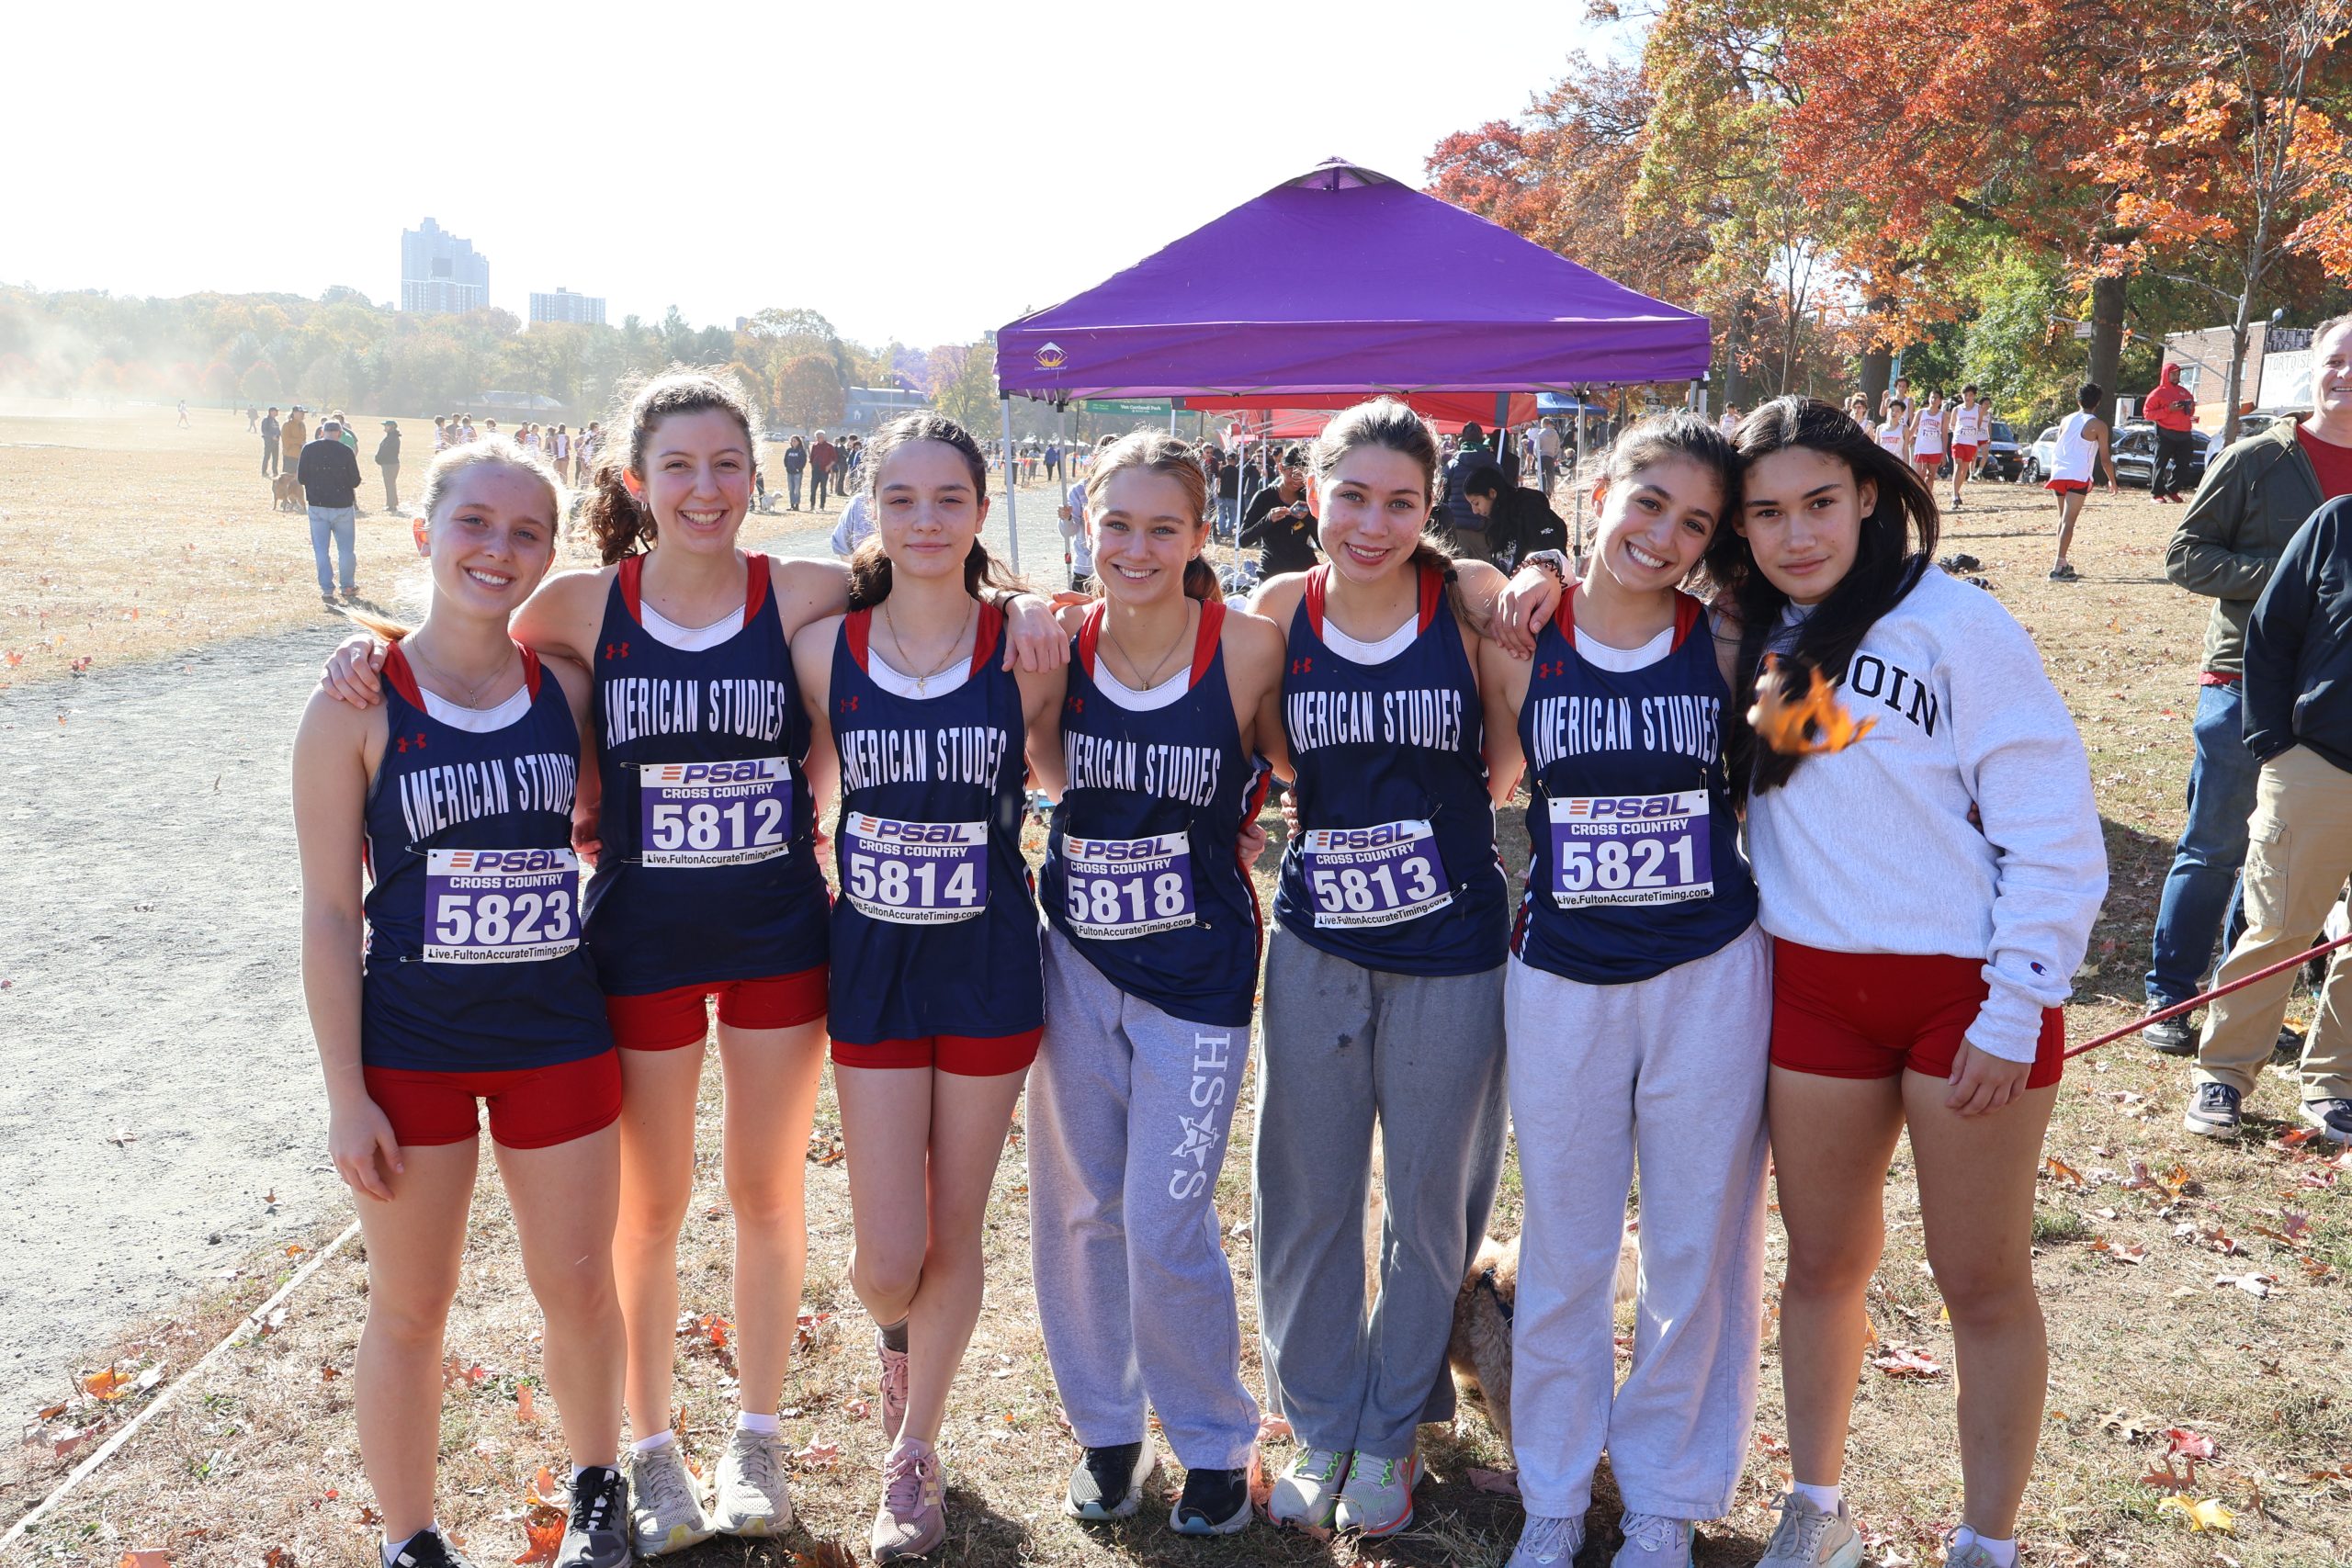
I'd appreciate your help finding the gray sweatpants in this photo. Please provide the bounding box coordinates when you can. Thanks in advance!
[1026,929,1261,1468]
[1504,926,1771,1520]
[1252,926,1508,1459]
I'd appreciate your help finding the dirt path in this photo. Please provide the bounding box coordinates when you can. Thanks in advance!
[0,625,359,1422]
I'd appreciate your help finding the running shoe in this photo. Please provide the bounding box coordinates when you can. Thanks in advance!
[2048,562,2079,581]
[710,1426,794,1537]
[1333,1449,1419,1538]
[1941,1529,2004,1568]
[1758,1492,1863,1568]
[876,1328,910,1445]
[555,1464,630,1568]
[2301,1099,2352,1143]
[1507,1513,1585,1566]
[625,1440,715,1555]
[1615,1512,1695,1567]
[871,1438,946,1562]
[2184,1081,2244,1138]
[1266,1447,1351,1530]
[1064,1438,1154,1522]
[2144,1016,2196,1055]
[389,1529,481,1568]
[1170,1464,1251,1536]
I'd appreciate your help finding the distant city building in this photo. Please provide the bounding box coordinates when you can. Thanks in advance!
[401,218,491,314]
[530,288,607,326]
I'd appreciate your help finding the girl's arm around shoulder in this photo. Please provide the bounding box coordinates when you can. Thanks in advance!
[543,650,595,735]
[1018,660,1071,799]
[1476,635,1532,806]
[1706,600,1745,694]
[510,565,615,668]
[1244,569,1310,628]
[1219,605,1287,752]
[774,557,854,638]
[789,613,845,719]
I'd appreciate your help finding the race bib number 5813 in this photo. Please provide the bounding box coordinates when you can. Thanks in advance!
[1301,818,1450,929]
[424,847,580,964]
[639,757,792,868]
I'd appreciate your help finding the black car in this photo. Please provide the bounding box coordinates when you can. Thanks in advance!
[2111,422,2212,491]
[1979,419,2023,482]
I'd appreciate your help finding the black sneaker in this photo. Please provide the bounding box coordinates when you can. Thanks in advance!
[2145,1016,2197,1055]
[558,1464,630,1568]
[2274,1025,2305,1066]
[2048,562,2080,581]
[390,1529,481,1568]
[2301,1099,2352,1144]
[1170,1465,1252,1536]
[2184,1082,2244,1138]
[1066,1438,1155,1521]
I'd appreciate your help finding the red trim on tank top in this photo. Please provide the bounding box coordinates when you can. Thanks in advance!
[382,640,426,708]
[519,645,543,698]
[741,553,769,626]
[1304,564,1438,641]
[1671,592,1702,650]
[620,552,764,631]
[1416,564,1442,633]
[1076,600,1106,675]
[968,602,1006,676]
[845,607,873,671]
[1189,600,1226,687]
[617,554,645,624]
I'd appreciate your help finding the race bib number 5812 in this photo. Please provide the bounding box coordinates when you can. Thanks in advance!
[639,757,792,868]
[424,848,580,963]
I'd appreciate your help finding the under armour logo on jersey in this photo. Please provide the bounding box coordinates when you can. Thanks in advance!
[1291,656,1314,675]
[605,640,630,660]
[839,695,860,714]
[1538,660,1565,679]
[394,732,428,753]
[1068,695,1085,715]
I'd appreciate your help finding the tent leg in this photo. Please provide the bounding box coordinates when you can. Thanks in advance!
[999,397,1022,574]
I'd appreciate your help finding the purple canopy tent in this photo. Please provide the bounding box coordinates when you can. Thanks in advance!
[988,158,1711,566]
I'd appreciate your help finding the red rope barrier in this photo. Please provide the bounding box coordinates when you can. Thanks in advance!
[2064,931,2352,1059]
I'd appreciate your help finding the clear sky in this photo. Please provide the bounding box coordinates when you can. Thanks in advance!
[5,5,1626,347]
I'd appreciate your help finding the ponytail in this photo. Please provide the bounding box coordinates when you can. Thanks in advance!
[580,452,656,564]
[1182,555,1224,603]
[580,367,761,566]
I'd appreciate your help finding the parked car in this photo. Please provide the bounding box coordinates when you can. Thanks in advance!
[1978,419,2023,482]
[2021,425,2061,485]
[2112,422,2215,491]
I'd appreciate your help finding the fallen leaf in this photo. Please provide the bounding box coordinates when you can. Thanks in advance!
[513,1505,564,1565]
[2044,1155,2089,1188]
[262,1548,294,1568]
[2215,1271,2274,1298]
[1869,1346,1945,1380]
[846,1398,871,1420]
[36,1402,66,1421]
[83,1368,133,1402]
[516,1386,537,1422]
[2143,1455,2199,1492]
[2157,1494,2234,1532]
[1465,1466,1520,1495]
[527,1465,562,1506]
[791,1440,842,1472]
[2166,1427,2217,1461]
[118,1553,170,1568]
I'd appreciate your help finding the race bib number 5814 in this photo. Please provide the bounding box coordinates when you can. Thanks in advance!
[424,847,580,964]
[842,813,988,925]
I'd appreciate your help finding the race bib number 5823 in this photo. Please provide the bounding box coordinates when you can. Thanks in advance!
[639,758,792,868]
[424,847,580,964]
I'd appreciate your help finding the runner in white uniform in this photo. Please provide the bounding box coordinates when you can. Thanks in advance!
[1947,387,1990,508]
[1875,400,1911,461]
[2043,383,2116,581]
[1908,393,1948,479]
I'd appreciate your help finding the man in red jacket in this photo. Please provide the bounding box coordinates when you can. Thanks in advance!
[2145,362,2199,502]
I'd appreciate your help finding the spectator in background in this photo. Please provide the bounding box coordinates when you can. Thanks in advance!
[830,489,875,558]
[1057,435,1114,591]
[334,412,359,453]
[261,406,282,477]
[297,419,364,604]
[2145,363,2199,503]
[783,434,808,509]
[1717,402,1741,437]
[1535,417,1562,496]
[458,414,476,443]
[246,405,260,432]
[2185,485,2352,1143]
[1209,449,1241,540]
[281,407,309,474]
[433,416,450,455]
[177,400,191,428]
[2145,315,2352,1054]
[1462,465,1565,570]
[374,420,402,513]
[1044,437,1063,484]
[1238,445,1320,579]
[1440,421,1504,562]
[810,430,838,507]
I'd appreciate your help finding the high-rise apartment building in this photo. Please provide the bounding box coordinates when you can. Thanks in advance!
[530,288,607,326]
[401,218,491,314]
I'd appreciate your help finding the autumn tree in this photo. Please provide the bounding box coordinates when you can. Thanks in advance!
[773,353,845,430]
[927,342,998,434]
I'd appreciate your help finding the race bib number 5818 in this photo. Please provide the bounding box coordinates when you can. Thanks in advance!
[424,847,580,963]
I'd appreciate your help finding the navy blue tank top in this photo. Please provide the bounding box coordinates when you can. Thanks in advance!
[1273,566,1507,976]
[1511,593,1757,984]
[361,644,611,1071]
[583,553,830,996]
[1044,602,1269,1029]
[827,604,1043,1045]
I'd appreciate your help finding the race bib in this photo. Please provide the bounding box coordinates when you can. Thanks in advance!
[1301,818,1451,929]
[424,847,580,964]
[1060,830,1195,941]
[842,812,988,925]
[639,757,792,868]
[1548,790,1713,907]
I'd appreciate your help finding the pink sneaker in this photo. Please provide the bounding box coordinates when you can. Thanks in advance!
[870,1438,945,1562]
[876,1328,910,1444]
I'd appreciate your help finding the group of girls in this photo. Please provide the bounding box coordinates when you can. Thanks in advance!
[296,372,2107,1568]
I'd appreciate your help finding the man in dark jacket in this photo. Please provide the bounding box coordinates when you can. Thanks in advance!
[2185,490,2352,1142]
[1440,423,1505,562]
[375,421,402,513]
[809,432,838,508]
[1238,446,1320,578]
[1462,468,1566,570]
[2145,315,2352,1050]
[298,420,365,604]
[2145,363,2199,502]
[260,407,281,477]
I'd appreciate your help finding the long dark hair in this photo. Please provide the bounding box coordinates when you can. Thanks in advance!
[1590,412,1746,596]
[580,368,758,564]
[843,412,1028,611]
[1309,398,1477,628]
[1722,395,1939,795]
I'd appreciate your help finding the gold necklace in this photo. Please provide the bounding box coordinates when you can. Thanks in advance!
[881,599,976,697]
[404,637,511,708]
[1103,602,1193,692]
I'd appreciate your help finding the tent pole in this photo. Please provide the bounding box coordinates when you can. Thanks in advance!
[1574,400,1588,561]
[999,396,1022,573]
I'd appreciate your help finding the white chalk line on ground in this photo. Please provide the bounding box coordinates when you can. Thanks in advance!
[0,1219,362,1553]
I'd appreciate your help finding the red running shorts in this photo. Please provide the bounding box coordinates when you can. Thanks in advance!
[364,1051,623,1149]
[1769,939,2064,1089]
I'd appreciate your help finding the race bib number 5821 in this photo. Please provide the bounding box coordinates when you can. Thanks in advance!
[639,758,792,868]
[424,848,580,963]
[1548,790,1713,907]
[1301,818,1450,929]
[842,813,988,925]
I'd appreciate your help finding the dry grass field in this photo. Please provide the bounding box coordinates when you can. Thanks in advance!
[4,404,2347,1567]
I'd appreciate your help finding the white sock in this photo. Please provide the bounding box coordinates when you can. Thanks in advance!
[631,1429,675,1455]
[1792,1481,1842,1516]
[737,1410,781,1436]
[382,1526,435,1567]
[1953,1527,2017,1567]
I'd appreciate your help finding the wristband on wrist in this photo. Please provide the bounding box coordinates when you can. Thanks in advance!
[1522,548,1569,583]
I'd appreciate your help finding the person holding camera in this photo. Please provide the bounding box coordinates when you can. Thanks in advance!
[1238,445,1321,578]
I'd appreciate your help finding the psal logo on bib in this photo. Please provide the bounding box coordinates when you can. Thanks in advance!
[1035,341,1066,369]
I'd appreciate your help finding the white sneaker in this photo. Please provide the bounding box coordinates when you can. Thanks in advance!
[1267,1446,1351,1530]
[709,1426,793,1537]
[1614,1512,1694,1567]
[1758,1492,1863,1568]
[625,1440,715,1556]
[1332,1449,1419,1538]
[1509,1513,1586,1566]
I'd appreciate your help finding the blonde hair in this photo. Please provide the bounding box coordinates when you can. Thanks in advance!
[1082,430,1221,601]
[339,437,563,641]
